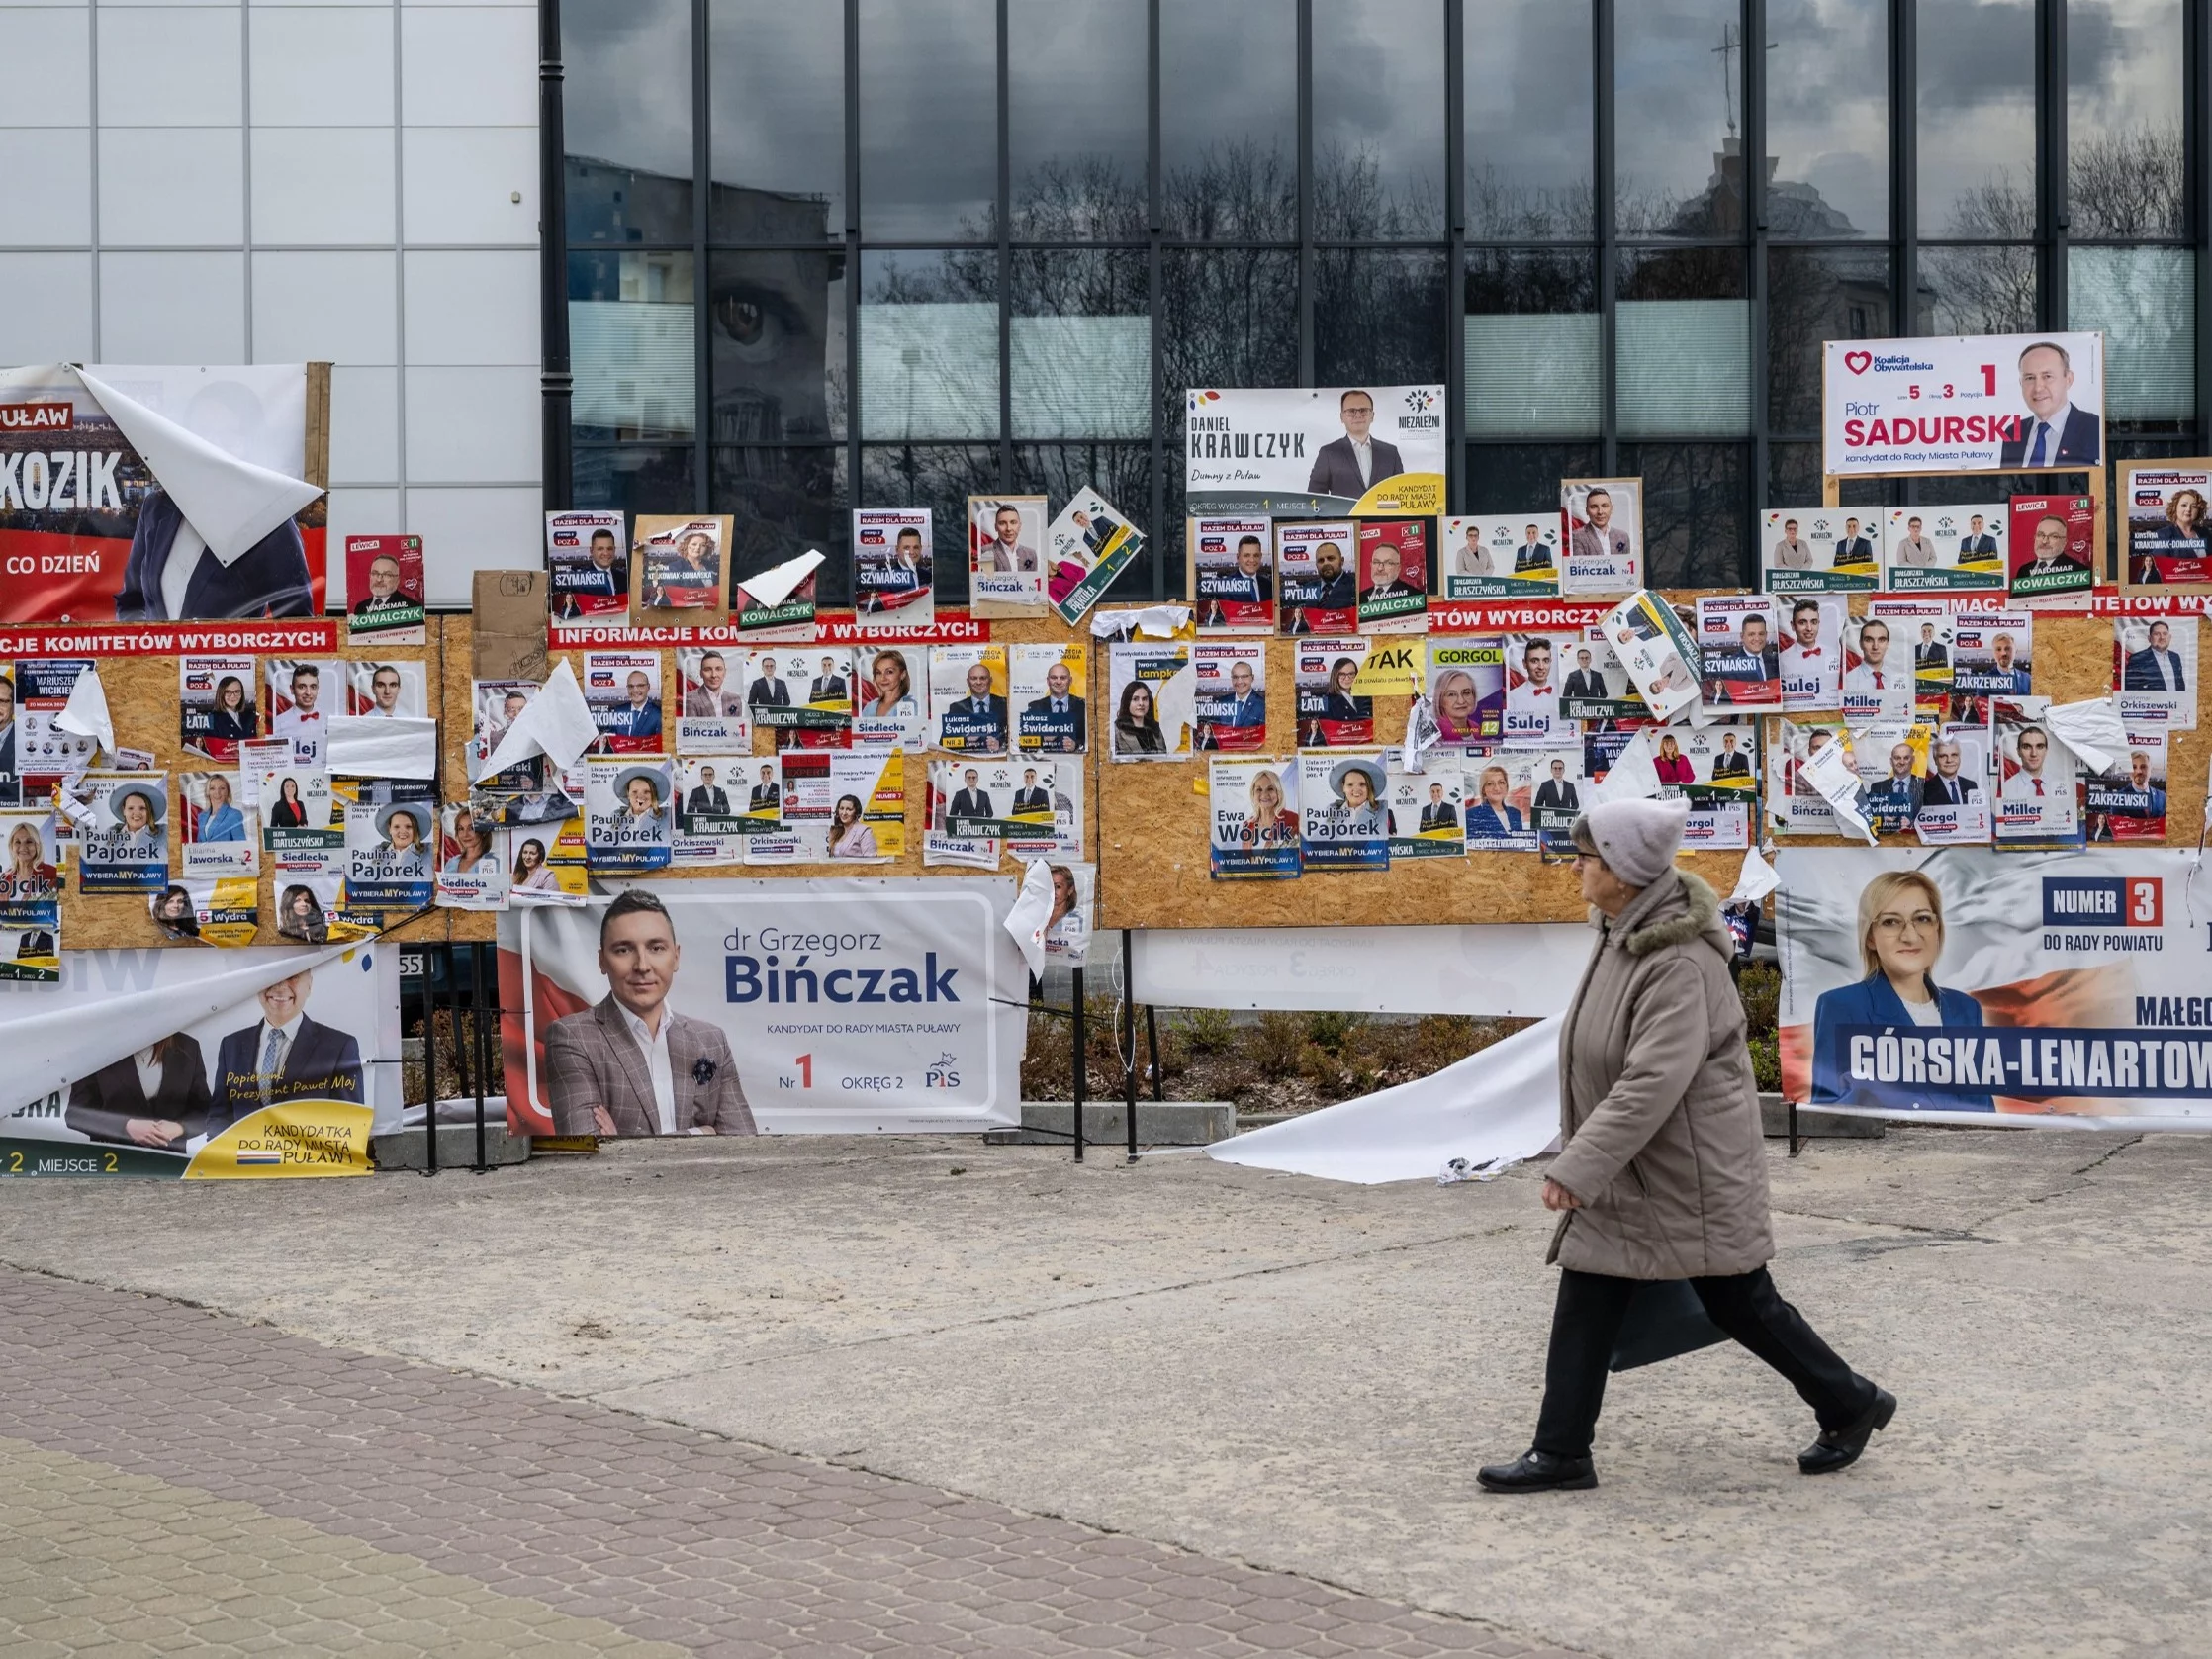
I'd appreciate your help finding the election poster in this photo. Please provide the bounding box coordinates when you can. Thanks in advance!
[1949,611,2034,721]
[1193,516,1276,633]
[1675,725,1758,808]
[1852,720,1932,837]
[1917,725,1992,846]
[585,756,673,874]
[2008,495,2096,603]
[2121,462,2212,590]
[2114,617,2197,731]
[344,798,435,911]
[782,649,859,745]
[853,507,934,628]
[1994,702,2080,846]
[1440,513,1561,600]
[969,494,1049,611]
[346,659,427,721]
[1767,718,1853,835]
[1697,596,1783,709]
[1493,633,1570,747]
[1184,385,1447,516]
[852,645,931,751]
[632,514,730,620]
[1519,749,1585,833]
[151,876,257,949]
[1760,508,1880,594]
[0,812,60,983]
[1868,599,1956,710]
[584,651,665,753]
[472,681,548,796]
[547,509,627,619]
[741,649,803,732]
[277,871,379,943]
[1423,640,1505,743]
[1777,848,2212,1124]
[931,643,1010,754]
[675,646,751,753]
[1107,642,1193,761]
[343,534,425,645]
[179,771,255,878]
[0,363,325,625]
[1683,800,1751,852]
[11,659,98,796]
[259,765,340,870]
[1386,762,1465,860]
[829,750,904,862]
[1192,642,1267,754]
[508,817,590,906]
[2086,730,2167,845]
[0,944,397,1177]
[1276,520,1359,635]
[179,655,260,764]
[1883,505,2007,592]
[775,750,834,830]
[1822,332,2105,476]
[932,758,1055,841]
[1352,636,1422,697]
[1004,757,1083,862]
[1296,638,1375,747]
[1561,628,1647,722]
[1560,478,1642,595]
[671,759,747,866]
[1298,752,1390,871]
[263,658,335,767]
[1596,592,1700,722]
[729,552,819,640]
[1841,613,1914,725]
[732,759,792,836]
[1010,642,1086,755]
[1209,759,1301,880]
[1778,597,1846,712]
[1462,752,1538,853]
[1355,518,1428,633]
[1047,487,1146,625]
[500,879,1027,1135]
[434,803,509,909]
[1033,862,1095,967]
[77,773,168,895]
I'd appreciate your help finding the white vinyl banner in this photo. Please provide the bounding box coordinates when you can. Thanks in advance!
[1183,386,1447,516]
[500,878,1028,1135]
[0,944,399,1177]
[1131,924,1593,1016]
[1822,331,2105,476]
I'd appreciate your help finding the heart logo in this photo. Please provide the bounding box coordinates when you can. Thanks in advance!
[1844,350,1873,375]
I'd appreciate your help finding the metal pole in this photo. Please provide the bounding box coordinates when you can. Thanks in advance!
[471,944,490,1173]
[420,952,440,1176]
[1144,1004,1162,1103]
[1788,1097,1800,1158]
[537,0,571,510]
[1070,966,1086,1162]
[1122,929,1139,1162]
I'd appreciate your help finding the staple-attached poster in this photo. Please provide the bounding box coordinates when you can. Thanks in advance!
[733,758,793,835]
[969,494,1049,610]
[671,758,749,866]
[1209,759,1302,880]
[2008,495,2097,603]
[547,509,628,619]
[77,772,168,894]
[1675,725,1758,809]
[1994,701,2080,847]
[2121,463,2212,589]
[1560,478,1642,595]
[1852,720,1933,837]
[1869,599,1956,709]
[1192,642,1267,754]
[507,816,590,906]
[1184,385,1447,516]
[9,659,97,799]
[2112,616,2197,732]
[2086,729,2167,845]
[345,658,427,721]
[1776,847,2212,1123]
[1560,628,1647,722]
[1295,638,1375,747]
[1842,612,1914,725]
[1276,520,1359,635]
[632,514,729,620]
[853,507,935,628]
[1948,611,2034,721]
[1386,762,1465,860]
[1916,724,1992,846]
[1461,751,1538,853]
[1010,642,1087,756]
[472,681,547,794]
[1106,642,1193,761]
[343,534,425,645]
[827,749,904,862]
[1425,639,1506,743]
[933,758,1060,842]
[1046,488,1145,624]
[150,875,258,949]
[1193,515,1276,633]
[179,771,255,878]
[258,765,339,869]
[931,643,1010,754]
[1499,632,1575,747]
[1823,332,2105,476]
[1596,591,1700,722]
[1883,505,2008,592]
[0,363,325,625]
[343,797,434,911]
[855,643,932,751]
[1697,596,1784,709]
[1519,748,1585,834]
[1760,507,1881,594]
[179,654,260,763]
[1355,518,1428,633]
[1778,596,1846,712]
[434,803,510,909]
[1440,513,1561,600]
[585,755,674,874]
[675,646,751,753]
[1298,752,1390,871]
[584,651,665,753]
[0,812,61,983]
[264,657,339,766]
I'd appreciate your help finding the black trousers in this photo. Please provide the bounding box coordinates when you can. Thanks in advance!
[1532,1266,1875,1460]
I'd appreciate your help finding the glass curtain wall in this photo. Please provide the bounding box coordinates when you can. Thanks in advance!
[558,0,2211,597]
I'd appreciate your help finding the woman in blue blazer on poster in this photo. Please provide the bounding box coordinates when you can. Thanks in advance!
[1810,868,1993,1112]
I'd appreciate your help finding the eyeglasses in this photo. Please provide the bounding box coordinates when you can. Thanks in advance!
[1872,911,1939,935]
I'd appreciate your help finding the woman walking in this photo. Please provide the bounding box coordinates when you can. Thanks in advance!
[1480,796,1893,1492]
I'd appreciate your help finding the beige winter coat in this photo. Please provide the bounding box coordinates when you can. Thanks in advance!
[1545,868,1775,1279]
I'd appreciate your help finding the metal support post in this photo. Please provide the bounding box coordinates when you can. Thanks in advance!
[1070,968,1086,1162]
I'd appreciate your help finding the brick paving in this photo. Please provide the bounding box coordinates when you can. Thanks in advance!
[0,1265,1583,1658]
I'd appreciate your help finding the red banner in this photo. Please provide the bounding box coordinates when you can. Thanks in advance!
[549,609,990,649]
[0,619,339,658]
[1429,599,1613,634]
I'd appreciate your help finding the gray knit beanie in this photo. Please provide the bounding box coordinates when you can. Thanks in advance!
[1578,795,1691,886]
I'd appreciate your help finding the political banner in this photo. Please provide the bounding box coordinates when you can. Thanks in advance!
[1184,386,1447,516]
[500,879,1027,1135]
[0,364,325,625]
[1916,724,1992,846]
[1778,848,2212,1125]
[0,811,60,983]
[2121,463,2212,590]
[0,944,396,1177]
[584,651,665,753]
[1760,508,1880,594]
[1209,759,1301,880]
[343,534,425,645]
[1883,505,2007,592]
[14,658,100,793]
[547,509,628,620]
[1440,513,1561,600]
[179,771,255,877]
[434,803,509,909]
[1106,643,1192,761]
[343,797,435,910]
[828,749,904,861]
[77,773,168,894]
[1823,332,2105,475]
[1193,515,1276,633]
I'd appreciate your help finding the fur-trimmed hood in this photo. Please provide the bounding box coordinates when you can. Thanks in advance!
[1588,867,1731,961]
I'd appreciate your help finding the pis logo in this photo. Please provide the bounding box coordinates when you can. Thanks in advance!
[2041,876,2162,928]
[924,1051,960,1089]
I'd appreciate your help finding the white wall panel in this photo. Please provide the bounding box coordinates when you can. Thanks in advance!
[400,7,535,126]
[249,127,398,243]
[400,127,536,243]
[0,253,97,363]
[0,9,91,125]
[327,364,402,484]
[402,250,538,366]
[249,7,394,126]
[98,127,244,244]
[97,7,242,126]
[404,365,539,483]
[99,250,246,362]
[252,250,398,364]
[0,130,93,245]
[404,486,542,605]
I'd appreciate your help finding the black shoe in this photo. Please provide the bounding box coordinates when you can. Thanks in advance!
[1477,1449,1598,1493]
[1797,1387,1896,1474]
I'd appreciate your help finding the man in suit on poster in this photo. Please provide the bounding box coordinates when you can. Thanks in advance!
[1012,768,1051,814]
[1960,515,2000,559]
[1833,518,1877,570]
[1922,738,1980,805]
[1562,648,1607,701]
[949,769,993,821]
[117,490,315,622]
[684,652,745,717]
[1305,390,1405,500]
[543,891,756,1138]
[1532,758,1580,813]
[1998,341,2102,467]
[1022,661,1086,751]
[2123,620,2188,691]
[1418,781,1458,831]
[209,968,364,1134]
[747,656,792,710]
[748,765,781,810]
[685,765,730,817]
[1514,524,1554,572]
[1736,614,1781,684]
[1710,730,1753,782]
[1915,623,1948,670]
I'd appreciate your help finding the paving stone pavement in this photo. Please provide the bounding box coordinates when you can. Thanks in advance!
[0,1264,1585,1658]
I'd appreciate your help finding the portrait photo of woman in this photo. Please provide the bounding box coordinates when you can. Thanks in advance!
[1325,759,1385,831]
[1809,869,1990,1111]
[1654,733,1696,786]
[828,794,877,859]
[151,883,200,939]
[1431,667,1483,742]
[1466,764,1525,840]
[1244,768,1299,845]
[267,776,309,829]
[1,819,57,896]
[867,649,916,716]
[195,775,246,842]
[1114,680,1166,755]
[277,882,328,944]
[442,809,493,875]
[209,674,257,743]
[512,837,560,891]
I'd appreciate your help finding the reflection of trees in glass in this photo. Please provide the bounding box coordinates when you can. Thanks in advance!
[1157,250,1299,428]
[1622,444,1744,587]
[1011,158,1148,241]
[1315,251,1445,386]
[1767,249,1898,434]
[1466,167,1594,240]
[1311,143,1441,240]
[859,445,1000,605]
[1462,247,1594,316]
[1163,140,1299,241]
[714,447,845,597]
[2067,127,2184,238]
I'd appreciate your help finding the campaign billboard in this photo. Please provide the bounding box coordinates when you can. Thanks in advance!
[1185,386,1447,516]
[1822,332,2104,477]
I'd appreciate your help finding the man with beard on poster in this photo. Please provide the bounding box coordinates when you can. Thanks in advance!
[544,890,756,1138]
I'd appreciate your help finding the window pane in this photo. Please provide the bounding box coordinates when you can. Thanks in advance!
[858,251,998,444]
[711,447,850,602]
[1765,0,1886,237]
[1313,0,1446,237]
[564,0,692,236]
[1768,247,1893,434]
[1158,248,1298,438]
[1464,442,1601,513]
[1767,442,1887,510]
[1011,250,1151,441]
[569,251,696,442]
[1315,249,1446,386]
[858,0,995,239]
[1917,0,2033,236]
[858,445,1003,606]
[1010,0,1147,239]
[1464,249,1599,438]
[2067,0,2184,238]
[2070,247,2194,423]
[1013,442,1157,599]
[708,250,846,443]
[1464,0,1592,238]
[1615,0,1742,235]
[1617,442,1746,586]
[574,445,698,516]
[1922,245,2037,334]
[1162,0,1298,240]
[1617,249,1749,439]
[708,1,843,234]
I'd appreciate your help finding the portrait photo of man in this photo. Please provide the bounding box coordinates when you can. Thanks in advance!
[1833,517,1876,570]
[747,656,792,708]
[1736,614,1779,684]
[684,651,745,717]
[1532,758,1579,812]
[1022,661,1086,751]
[2001,726,2057,798]
[686,765,730,817]
[1922,738,1979,804]
[1915,622,1948,668]
[1562,647,1606,700]
[210,968,365,1134]
[542,891,756,1138]
[978,503,1038,573]
[1012,768,1051,814]
[1983,632,2032,695]
[2123,620,2187,691]
[1418,780,1458,831]
[1358,541,1423,605]
[1514,523,1554,572]
[1306,389,1404,499]
[1710,730,1753,781]
[1844,619,1900,695]
[808,655,849,703]
[1960,514,2000,557]
[949,768,993,820]
[2020,514,2088,579]
[1998,340,2101,468]
[117,490,314,622]
[350,553,414,616]
[1569,486,1633,569]
[748,765,781,809]
[362,663,408,718]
